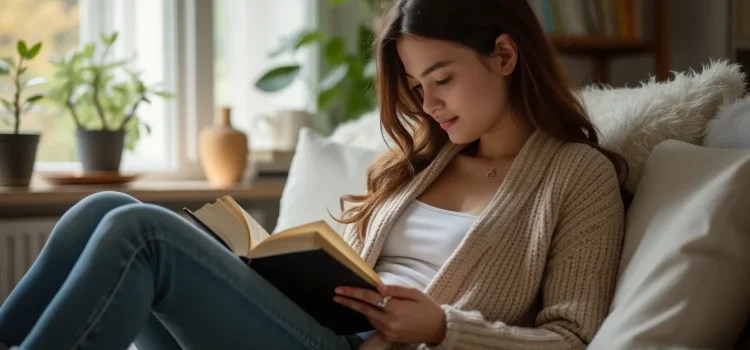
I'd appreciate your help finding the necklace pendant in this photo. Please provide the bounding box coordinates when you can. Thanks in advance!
[486,168,497,179]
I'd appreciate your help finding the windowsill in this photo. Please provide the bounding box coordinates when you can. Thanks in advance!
[0,176,286,208]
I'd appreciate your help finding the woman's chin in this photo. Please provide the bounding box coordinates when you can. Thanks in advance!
[446,131,476,145]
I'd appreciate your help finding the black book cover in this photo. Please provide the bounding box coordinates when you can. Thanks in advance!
[182,208,375,335]
[250,250,376,335]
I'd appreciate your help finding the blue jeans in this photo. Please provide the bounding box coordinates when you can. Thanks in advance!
[0,191,366,349]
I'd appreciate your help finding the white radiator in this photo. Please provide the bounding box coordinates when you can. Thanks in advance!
[0,218,57,304]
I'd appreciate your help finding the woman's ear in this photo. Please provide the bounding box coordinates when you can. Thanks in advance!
[489,34,518,76]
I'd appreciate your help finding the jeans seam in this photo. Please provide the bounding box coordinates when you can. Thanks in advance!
[68,240,148,350]
[69,236,328,350]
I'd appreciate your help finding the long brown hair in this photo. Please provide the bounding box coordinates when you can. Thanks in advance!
[336,0,629,239]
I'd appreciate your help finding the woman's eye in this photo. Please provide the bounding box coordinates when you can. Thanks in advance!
[436,77,452,85]
[412,84,423,93]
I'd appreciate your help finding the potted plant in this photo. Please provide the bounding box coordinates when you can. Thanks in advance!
[254,0,391,128]
[0,40,46,186]
[47,32,173,173]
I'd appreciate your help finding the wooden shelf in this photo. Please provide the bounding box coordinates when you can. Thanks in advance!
[550,35,653,56]
[0,177,286,207]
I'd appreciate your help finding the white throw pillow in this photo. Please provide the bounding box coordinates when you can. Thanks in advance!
[589,139,750,350]
[704,96,750,150]
[580,60,746,193]
[273,128,382,235]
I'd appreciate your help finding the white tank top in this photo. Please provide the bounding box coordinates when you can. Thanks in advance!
[374,200,477,290]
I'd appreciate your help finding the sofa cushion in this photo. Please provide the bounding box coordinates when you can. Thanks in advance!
[273,128,382,234]
[588,140,750,349]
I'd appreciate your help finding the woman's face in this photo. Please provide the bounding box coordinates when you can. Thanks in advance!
[396,34,516,144]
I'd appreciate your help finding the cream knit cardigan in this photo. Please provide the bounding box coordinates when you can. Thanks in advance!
[344,131,626,350]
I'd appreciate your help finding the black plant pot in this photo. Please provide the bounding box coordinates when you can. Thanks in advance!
[76,129,125,173]
[0,133,40,187]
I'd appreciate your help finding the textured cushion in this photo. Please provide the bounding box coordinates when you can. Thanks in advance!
[273,128,381,234]
[704,95,750,150]
[588,140,750,350]
[581,60,746,193]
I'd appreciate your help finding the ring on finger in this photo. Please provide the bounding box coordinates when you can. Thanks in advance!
[376,295,391,309]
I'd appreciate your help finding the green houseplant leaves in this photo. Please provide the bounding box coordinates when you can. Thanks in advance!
[254,0,381,125]
[0,40,47,134]
[46,31,174,151]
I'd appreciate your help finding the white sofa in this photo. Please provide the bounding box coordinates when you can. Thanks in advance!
[274,60,750,349]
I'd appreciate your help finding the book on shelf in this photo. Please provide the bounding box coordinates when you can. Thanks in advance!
[183,195,381,335]
[528,0,644,39]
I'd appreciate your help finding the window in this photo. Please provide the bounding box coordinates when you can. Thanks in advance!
[1,0,318,177]
[213,0,315,151]
[0,0,81,163]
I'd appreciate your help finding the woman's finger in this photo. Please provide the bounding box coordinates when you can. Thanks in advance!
[335,286,386,308]
[333,295,389,324]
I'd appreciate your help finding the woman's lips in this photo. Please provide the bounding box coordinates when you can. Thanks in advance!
[439,117,458,130]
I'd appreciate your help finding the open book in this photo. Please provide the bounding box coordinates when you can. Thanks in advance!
[183,195,381,335]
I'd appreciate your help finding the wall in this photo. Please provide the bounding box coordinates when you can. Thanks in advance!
[565,0,733,87]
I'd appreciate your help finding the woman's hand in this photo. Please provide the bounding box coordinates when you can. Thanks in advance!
[333,284,447,345]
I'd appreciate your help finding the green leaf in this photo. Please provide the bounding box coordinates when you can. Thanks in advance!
[143,122,152,135]
[22,77,47,89]
[82,43,96,59]
[1,98,13,114]
[142,96,151,104]
[317,86,340,110]
[137,81,147,94]
[0,63,8,76]
[101,32,118,46]
[269,29,325,58]
[153,91,174,99]
[320,63,349,91]
[25,93,45,104]
[358,25,375,60]
[325,38,346,66]
[26,42,42,59]
[331,0,350,5]
[363,58,376,78]
[295,30,326,50]
[17,40,28,57]
[254,65,301,92]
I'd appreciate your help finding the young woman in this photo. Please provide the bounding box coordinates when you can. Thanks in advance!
[0,0,628,349]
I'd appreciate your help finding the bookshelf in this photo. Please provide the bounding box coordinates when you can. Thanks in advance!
[730,0,750,86]
[529,0,670,85]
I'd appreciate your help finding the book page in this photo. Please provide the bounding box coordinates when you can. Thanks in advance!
[193,202,246,255]
[220,196,270,251]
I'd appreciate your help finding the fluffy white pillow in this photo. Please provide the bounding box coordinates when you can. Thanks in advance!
[273,128,382,234]
[581,60,746,193]
[589,140,750,349]
[704,95,750,149]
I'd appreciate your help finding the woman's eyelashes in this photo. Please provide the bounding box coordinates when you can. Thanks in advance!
[411,76,452,94]
[435,76,452,85]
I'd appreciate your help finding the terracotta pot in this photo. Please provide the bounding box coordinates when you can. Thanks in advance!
[199,107,249,186]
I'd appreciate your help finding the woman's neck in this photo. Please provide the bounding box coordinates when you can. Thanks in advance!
[474,116,534,161]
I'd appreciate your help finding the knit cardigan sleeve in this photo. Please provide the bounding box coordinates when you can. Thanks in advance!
[424,151,626,350]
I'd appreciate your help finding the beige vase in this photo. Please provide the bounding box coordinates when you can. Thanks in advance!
[199,107,249,186]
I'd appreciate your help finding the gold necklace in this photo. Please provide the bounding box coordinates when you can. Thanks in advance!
[486,168,497,179]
